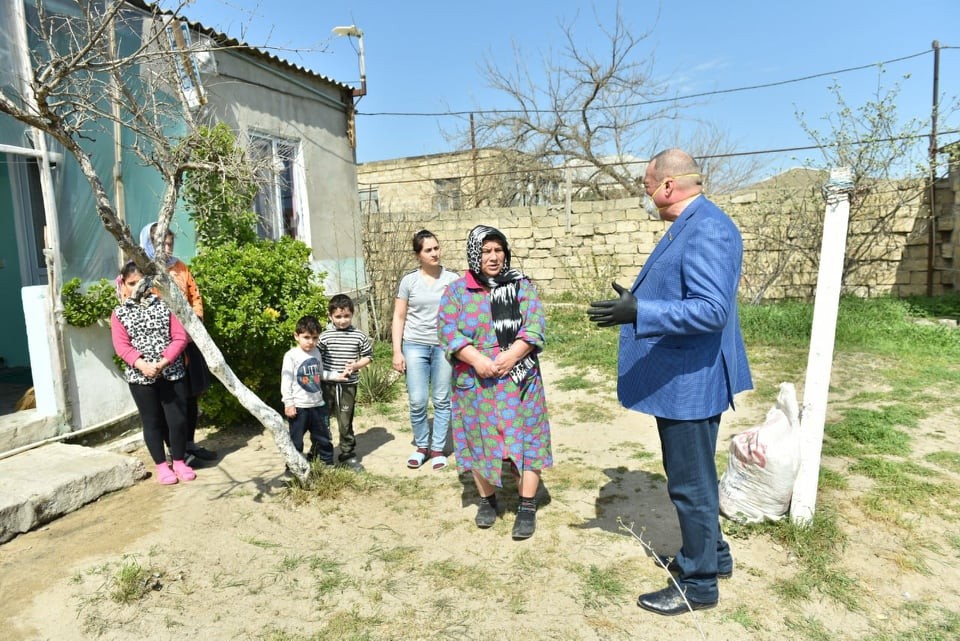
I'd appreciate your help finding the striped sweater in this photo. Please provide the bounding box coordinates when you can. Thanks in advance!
[318,325,374,385]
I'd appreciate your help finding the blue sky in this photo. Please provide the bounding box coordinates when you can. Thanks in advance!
[183,1,959,177]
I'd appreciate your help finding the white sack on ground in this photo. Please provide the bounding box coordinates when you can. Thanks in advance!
[719,382,801,523]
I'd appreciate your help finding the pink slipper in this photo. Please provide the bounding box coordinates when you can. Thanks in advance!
[156,463,178,485]
[171,459,196,482]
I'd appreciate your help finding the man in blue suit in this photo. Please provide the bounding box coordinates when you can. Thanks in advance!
[588,148,752,616]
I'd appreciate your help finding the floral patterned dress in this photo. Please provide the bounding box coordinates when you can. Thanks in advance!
[439,272,552,487]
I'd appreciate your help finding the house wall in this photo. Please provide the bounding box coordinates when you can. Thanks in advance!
[62,322,135,429]
[202,51,365,294]
[2,7,367,454]
[360,152,478,212]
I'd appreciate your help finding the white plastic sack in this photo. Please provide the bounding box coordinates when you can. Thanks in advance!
[719,382,801,523]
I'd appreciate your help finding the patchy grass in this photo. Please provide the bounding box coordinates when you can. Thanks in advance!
[783,615,833,641]
[924,450,960,474]
[108,557,157,604]
[861,605,960,640]
[822,405,920,457]
[721,604,764,632]
[546,303,618,376]
[572,562,629,610]
[51,297,960,641]
[555,374,597,391]
[286,462,381,505]
[850,457,954,516]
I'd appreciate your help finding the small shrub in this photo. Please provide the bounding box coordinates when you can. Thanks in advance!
[61,278,117,327]
[108,558,156,604]
[357,361,401,405]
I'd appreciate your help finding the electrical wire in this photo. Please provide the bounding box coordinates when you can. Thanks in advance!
[357,49,949,118]
[349,44,957,179]
[357,129,960,188]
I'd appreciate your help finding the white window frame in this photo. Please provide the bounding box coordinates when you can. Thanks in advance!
[249,133,308,241]
[6,152,49,286]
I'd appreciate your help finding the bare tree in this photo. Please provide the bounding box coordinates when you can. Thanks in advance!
[361,211,419,341]
[738,175,825,303]
[797,76,931,287]
[447,3,760,200]
[0,0,310,478]
[689,122,766,196]
[739,74,946,302]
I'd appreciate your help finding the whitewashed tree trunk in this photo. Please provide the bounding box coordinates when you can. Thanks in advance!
[790,168,854,524]
[155,273,309,480]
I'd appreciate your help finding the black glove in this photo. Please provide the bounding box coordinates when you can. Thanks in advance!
[587,282,637,327]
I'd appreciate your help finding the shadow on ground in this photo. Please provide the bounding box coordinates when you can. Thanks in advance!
[575,467,683,558]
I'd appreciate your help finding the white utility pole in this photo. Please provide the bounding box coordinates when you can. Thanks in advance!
[790,167,854,524]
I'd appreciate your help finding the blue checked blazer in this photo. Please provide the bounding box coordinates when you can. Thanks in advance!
[617,195,753,420]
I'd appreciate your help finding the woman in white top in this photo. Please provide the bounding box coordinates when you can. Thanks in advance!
[392,230,460,470]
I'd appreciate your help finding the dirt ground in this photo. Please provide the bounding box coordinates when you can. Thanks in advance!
[1,360,958,641]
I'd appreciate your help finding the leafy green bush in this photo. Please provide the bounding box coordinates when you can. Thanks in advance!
[182,123,259,249]
[190,237,328,424]
[61,278,117,327]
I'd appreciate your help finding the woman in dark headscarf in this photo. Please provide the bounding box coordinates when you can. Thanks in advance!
[439,225,553,539]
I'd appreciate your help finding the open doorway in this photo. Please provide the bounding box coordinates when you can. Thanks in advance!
[0,151,47,416]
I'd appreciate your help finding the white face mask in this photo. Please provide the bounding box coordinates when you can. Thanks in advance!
[642,194,661,220]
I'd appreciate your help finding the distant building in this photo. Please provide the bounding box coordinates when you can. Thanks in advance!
[358,148,561,214]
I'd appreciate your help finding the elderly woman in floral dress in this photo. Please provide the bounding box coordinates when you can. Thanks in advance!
[439,225,552,540]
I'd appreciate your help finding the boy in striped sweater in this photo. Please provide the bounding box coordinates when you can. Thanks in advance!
[319,294,373,470]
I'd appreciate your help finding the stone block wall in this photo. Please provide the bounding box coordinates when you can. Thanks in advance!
[363,162,960,336]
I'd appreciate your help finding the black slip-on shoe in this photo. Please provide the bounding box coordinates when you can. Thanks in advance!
[637,585,717,616]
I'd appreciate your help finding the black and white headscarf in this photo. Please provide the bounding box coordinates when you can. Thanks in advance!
[466,225,537,386]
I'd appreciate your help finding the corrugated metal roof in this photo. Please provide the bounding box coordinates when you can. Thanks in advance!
[125,0,354,93]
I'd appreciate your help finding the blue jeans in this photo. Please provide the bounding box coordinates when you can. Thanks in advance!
[402,341,452,453]
[288,405,333,464]
[656,414,732,603]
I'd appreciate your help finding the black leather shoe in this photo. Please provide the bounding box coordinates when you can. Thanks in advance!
[186,445,217,461]
[337,457,365,472]
[637,585,717,616]
[653,554,733,579]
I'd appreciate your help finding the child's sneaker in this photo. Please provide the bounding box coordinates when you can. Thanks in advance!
[171,459,196,482]
[156,463,178,485]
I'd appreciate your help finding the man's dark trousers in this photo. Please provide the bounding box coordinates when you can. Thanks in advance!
[656,414,732,603]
